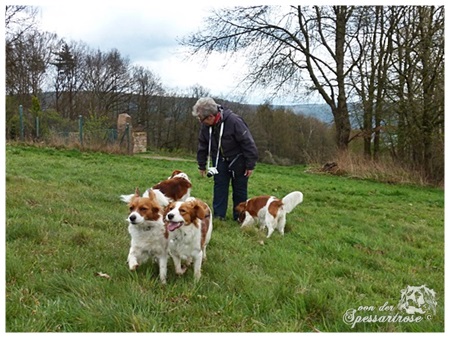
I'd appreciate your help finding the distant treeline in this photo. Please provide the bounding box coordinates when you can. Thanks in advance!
[6,90,336,166]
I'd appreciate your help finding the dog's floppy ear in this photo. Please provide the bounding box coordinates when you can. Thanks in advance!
[235,202,246,213]
[170,170,182,178]
[193,201,206,219]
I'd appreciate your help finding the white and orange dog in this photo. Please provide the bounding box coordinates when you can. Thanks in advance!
[235,191,303,238]
[121,170,192,207]
[126,188,169,284]
[164,198,213,281]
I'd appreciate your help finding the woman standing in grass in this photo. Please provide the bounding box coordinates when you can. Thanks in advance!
[192,97,258,221]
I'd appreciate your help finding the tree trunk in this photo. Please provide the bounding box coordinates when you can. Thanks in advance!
[334,6,351,150]
[332,102,351,150]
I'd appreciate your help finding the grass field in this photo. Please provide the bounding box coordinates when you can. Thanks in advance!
[4,144,445,332]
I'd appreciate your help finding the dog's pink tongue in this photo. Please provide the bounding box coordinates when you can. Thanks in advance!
[168,222,182,231]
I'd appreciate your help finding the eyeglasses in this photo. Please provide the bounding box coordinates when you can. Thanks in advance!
[199,115,212,123]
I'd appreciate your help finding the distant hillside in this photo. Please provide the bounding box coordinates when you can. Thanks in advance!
[38,92,334,125]
[283,104,333,123]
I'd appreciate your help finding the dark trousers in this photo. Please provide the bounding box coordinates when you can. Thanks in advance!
[213,155,248,220]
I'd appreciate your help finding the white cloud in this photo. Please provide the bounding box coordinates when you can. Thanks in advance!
[138,48,248,96]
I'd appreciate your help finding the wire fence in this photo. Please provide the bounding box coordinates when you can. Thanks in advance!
[11,105,136,154]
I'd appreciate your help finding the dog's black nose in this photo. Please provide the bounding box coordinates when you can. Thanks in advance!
[129,214,136,222]
[167,213,174,220]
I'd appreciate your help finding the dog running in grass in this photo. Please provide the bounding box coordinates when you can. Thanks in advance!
[235,191,303,238]
[125,188,168,284]
[164,197,213,281]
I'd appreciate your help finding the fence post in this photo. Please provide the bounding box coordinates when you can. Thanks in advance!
[19,105,24,141]
[79,115,83,147]
[35,116,40,139]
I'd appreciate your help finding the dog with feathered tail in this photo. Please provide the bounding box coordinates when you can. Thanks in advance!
[235,191,303,238]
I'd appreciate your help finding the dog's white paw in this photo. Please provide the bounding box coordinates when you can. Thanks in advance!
[176,266,187,275]
[128,261,139,271]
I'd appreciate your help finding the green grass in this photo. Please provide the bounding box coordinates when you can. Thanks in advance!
[5,144,444,332]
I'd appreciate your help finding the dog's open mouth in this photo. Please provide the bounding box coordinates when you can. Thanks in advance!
[167,221,183,231]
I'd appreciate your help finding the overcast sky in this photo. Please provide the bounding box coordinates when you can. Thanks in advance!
[32,1,281,104]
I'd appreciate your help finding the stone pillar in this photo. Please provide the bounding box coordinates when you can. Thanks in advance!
[133,132,147,153]
[117,113,132,152]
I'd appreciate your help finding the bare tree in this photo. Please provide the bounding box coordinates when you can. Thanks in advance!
[81,48,132,119]
[349,6,401,159]
[131,66,164,125]
[6,29,58,101]
[187,84,210,100]
[5,5,38,46]
[389,6,444,180]
[50,40,88,119]
[182,5,359,150]
[130,65,164,148]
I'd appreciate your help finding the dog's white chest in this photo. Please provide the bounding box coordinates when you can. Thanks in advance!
[168,226,200,259]
[129,224,167,255]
